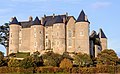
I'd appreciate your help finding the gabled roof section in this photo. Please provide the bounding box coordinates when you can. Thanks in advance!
[10,17,19,25]
[32,16,41,25]
[76,10,85,22]
[99,28,107,38]
[54,15,63,23]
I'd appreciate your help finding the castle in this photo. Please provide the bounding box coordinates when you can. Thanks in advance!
[8,10,107,57]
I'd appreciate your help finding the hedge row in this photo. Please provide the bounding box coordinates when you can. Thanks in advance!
[0,65,120,73]
[0,66,34,73]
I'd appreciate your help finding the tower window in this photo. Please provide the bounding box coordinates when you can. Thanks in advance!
[80,31,84,36]
[11,33,12,37]
[46,36,48,39]
[68,39,72,46]
[68,30,72,37]
[40,31,41,34]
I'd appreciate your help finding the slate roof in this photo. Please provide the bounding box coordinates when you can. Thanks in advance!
[32,17,41,25]
[10,17,19,25]
[76,10,90,23]
[99,28,107,38]
[20,21,32,28]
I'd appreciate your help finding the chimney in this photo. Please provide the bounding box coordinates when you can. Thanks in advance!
[65,12,68,16]
[29,16,33,21]
[44,14,46,18]
[41,17,44,25]
[85,15,88,21]
[10,17,14,22]
[53,13,55,18]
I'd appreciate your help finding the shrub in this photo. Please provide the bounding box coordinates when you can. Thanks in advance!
[59,58,73,68]
[8,58,20,67]
[20,56,35,69]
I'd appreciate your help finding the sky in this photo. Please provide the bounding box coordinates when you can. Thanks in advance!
[0,0,120,57]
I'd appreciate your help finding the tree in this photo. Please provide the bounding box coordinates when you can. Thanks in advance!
[117,58,120,65]
[42,51,62,67]
[0,51,4,66]
[59,58,73,68]
[20,56,35,69]
[31,51,43,67]
[73,53,93,67]
[0,23,9,56]
[97,49,118,66]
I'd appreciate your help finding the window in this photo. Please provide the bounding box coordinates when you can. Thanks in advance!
[34,33,36,37]
[68,39,72,46]
[40,31,41,34]
[68,30,72,37]
[80,31,84,36]
[34,42,37,47]
[56,32,58,36]
[10,40,12,44]
[46,42,48,47]
[19,40,22,44]
[10,33,12,37]
[46,36,48,39]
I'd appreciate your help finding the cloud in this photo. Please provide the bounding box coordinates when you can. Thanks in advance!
[91,2,111,9]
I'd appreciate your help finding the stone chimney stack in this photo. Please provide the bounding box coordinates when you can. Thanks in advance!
[29,16,33,21]
[53,13,55,18]
[10,17,14,22]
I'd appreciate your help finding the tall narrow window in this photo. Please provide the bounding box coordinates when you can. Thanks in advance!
[68,30,72,37]
[80,31,84,36]
[11,33,12,37]
[68,39,72,46]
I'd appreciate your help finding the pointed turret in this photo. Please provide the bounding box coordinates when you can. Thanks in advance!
[10,17,19,25]
[76,10,90,23]
[32,16,41,25]
[99,28,107,38]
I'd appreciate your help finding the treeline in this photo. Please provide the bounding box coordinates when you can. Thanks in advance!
[0,49,120,73]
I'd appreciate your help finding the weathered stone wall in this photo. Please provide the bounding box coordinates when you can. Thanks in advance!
[52,23,65,54]
[75,22,90,54]
[9,24,20,54]
[100,38,107,51]
[19,28,31,52]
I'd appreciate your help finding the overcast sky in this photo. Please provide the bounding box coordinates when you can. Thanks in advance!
[0,0,120,57]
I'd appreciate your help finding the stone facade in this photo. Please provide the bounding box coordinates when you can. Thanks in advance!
[8,10,107,57]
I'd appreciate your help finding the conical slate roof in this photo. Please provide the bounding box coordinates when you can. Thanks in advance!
[32,17,41,25]
[76,10,85,22]
[10,17,19,25]
[99,28,107,38]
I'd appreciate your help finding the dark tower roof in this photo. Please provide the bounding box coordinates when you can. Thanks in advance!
[99,28,107,38]
[77,10,85,22]
[76,10,90,23]
[10,17,19,25]
[32,16,41,25]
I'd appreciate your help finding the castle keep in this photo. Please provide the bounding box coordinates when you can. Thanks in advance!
[9,10,107,57]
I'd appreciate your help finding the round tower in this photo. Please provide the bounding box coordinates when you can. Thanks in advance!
[30,16,44,54]
[75,10,90,54]
[52,16,65,54]
[99,28,107,50]
[9,17,20,54]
